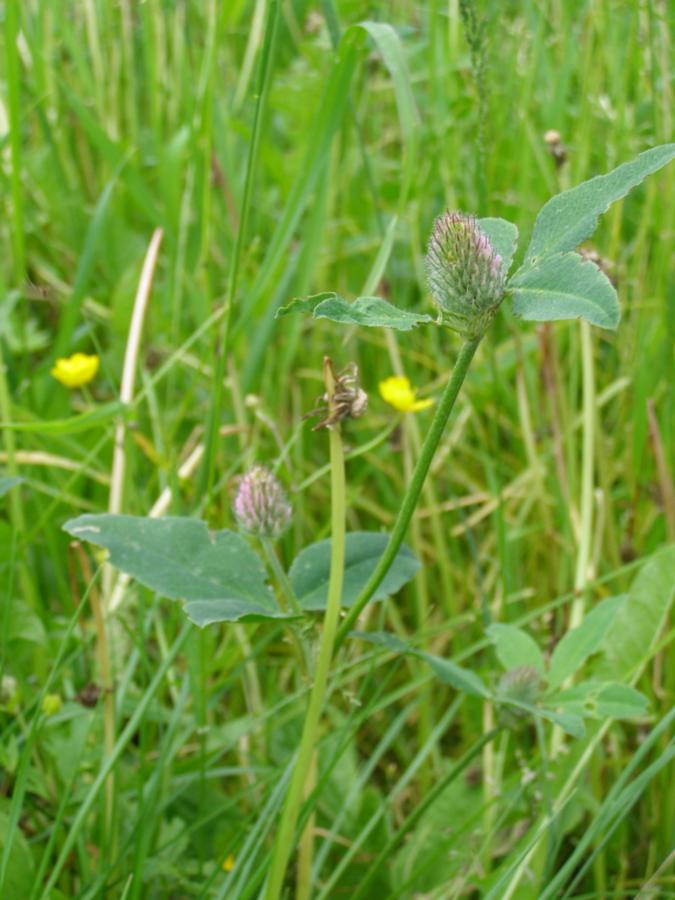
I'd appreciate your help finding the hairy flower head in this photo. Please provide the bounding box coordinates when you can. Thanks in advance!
[425,212,506,338]
[233,466,292,539]
[51,352,100,388]
[497,666,543,728]
[379,376,433,413]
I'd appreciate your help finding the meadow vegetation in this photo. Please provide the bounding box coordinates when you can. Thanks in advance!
[1,1,674,897]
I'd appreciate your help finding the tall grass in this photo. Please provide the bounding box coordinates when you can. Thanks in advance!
[1,1,673,897]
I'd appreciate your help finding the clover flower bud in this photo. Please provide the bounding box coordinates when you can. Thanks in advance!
[233,466,292,539]
[425,212,506,338]
[497,666,543,728]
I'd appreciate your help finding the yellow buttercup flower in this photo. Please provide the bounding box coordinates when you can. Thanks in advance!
[222,854,235,872]
[51,352,100,388]
[379,376,434,412]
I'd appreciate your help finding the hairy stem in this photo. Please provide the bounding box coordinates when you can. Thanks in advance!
[260,536,302,616]
[260,536,309,673]
[264,359,347,900]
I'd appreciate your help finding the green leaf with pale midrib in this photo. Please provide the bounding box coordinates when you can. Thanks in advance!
[276,292,433,331]
[290,532,420,610]
[595,545,675,682]
[62,514,292,625]
[547,595,624,689]
[498,698,585,738]
[547,681,650,720]
[522,143,675,264]
[486,623,545,675]
[509,251,620,329]
[353,630,491,699]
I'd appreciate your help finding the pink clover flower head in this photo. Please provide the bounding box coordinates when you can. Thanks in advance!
[233,466,292,539]
[425,212,506,338]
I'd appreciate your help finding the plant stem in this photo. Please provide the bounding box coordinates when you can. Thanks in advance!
[551,322,596,760]
[260,536,310,673]
[334,335,482,651]
[260,536,302,616]
[295,750,318,900]
[571,320,596,627]
[70,546,115,842]
[89,570,116,851]
[264,359,347,900]
[402,414,434,787]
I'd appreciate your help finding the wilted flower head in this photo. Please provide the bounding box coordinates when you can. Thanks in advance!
[425,212,506,338]
[307,360,368,430]
[233,466,292,539]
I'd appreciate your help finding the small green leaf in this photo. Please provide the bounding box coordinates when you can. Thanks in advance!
[523,143,675,264]
[549,681,650,720]
[547,595,624,689]
[596,545,675,682]
[487,623,545,676]
[353,631,491,699]
[6,599,46,645]
[276,292,334,318]
[276,292,433,331]
[477,217,519,277]
[182,598,290,628]
[495,681,584,735]
[0,811,36,898]
[517,702,586,738]
[314,295,432,329]
[423,655,492,699]
[0,476,23,497]
[63,514,291,624]
[509,251,620,329]
[594,683,650,719]
[290,532,420,611]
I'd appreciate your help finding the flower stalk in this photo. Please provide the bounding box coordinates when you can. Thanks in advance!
[265,357,347,900]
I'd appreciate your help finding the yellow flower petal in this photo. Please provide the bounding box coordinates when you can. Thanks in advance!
[222,854,235,872]
[411,398,434,411]
[378,375,433,413]
[51,353,100,388]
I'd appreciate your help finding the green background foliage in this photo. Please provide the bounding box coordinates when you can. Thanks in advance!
[1,1,673,897]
